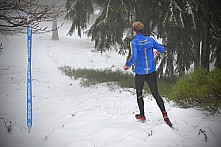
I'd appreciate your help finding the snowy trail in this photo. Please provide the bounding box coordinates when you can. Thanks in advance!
[0,19,221,147]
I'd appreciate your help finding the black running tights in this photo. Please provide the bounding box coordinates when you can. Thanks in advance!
[135,71,165,116]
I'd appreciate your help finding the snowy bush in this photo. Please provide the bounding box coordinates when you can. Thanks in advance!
[170,67,221,112]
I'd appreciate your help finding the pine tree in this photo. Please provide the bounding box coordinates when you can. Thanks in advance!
[65,0,221,77]
[87,0,130,52]
[65,0,94,37]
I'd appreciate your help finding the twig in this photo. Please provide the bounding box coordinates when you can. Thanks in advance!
[0,116,12,133]
[198,129,208,143]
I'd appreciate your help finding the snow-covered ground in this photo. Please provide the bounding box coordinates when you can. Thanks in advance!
[0,18,221,147]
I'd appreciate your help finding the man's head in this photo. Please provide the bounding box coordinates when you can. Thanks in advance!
[132,21,144,34]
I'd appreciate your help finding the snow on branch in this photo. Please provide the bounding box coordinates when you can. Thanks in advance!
[185,2,196,29]
[164,0,185,28]
[100,0,113,25]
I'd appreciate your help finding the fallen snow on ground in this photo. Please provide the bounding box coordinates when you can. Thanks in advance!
[0,19,221,147]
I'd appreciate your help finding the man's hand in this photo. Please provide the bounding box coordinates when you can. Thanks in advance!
[123,65,129,70]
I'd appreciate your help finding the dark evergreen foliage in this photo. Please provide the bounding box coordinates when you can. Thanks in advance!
[65,0,94,37]
[65,0,221,77]
[87,0,130,52]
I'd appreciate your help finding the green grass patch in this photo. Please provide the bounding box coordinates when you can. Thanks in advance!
[157,77,176,98]
[58,66,135,89]
[58,66,174,96]
[58,66,221,113]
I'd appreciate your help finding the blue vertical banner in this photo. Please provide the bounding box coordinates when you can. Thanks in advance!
[27,14,33,133]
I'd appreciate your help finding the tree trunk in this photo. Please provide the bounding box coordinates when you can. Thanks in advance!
[52,20,59,40]
[215,40,221,68]
[194,36,201,69]
[201,0,210,70]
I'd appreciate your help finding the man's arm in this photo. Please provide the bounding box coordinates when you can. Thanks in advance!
[125,41,137,67]
[152,37,165,53]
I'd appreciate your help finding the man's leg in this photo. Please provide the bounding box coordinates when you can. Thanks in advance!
[135,74,146,116]
[146,72,165,112]
[146,72,172,127]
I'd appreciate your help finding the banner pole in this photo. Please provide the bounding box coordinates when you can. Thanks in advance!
[27,13,33,133]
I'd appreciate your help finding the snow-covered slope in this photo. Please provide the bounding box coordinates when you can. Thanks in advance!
[0,19,221,147]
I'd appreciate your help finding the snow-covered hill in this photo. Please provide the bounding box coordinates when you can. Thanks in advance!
[0,18,221,147]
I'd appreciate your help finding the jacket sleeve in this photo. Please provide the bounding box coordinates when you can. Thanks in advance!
[151,37,165,53]
[125,41,137,67]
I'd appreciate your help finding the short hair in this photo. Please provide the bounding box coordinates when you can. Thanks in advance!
[132,21,144,34]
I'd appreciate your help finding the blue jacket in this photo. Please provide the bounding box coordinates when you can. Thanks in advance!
[126,34,165,75]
